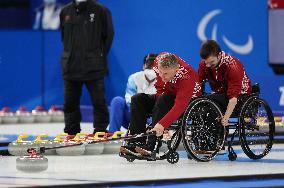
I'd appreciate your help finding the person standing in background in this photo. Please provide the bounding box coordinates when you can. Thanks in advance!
[59,0,114,135]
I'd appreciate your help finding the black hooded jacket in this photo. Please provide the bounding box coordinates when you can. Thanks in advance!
[59,0,114,80]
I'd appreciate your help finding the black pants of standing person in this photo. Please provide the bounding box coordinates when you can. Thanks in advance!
[128,93,175,135]
[63,79,109,135]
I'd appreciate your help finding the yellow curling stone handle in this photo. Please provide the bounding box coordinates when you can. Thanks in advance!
[112,131,124,138]
[73,133,88,141]
[54,133,68,142]
[34,133,49,143]
[16,134,29,142]
[94,132,106,140]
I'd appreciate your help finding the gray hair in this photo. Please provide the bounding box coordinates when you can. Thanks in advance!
[156,53,179,68]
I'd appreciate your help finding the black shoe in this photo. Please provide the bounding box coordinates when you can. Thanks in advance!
[120,141,144,156]
[135,135,161,156]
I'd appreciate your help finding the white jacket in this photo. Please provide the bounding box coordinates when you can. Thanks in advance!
[125,69,157,104]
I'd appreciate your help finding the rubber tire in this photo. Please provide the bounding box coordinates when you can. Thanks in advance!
[239,97,275,160]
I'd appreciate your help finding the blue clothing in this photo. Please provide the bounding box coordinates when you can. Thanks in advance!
[108,96,130,133]
[33,3,62,30]
[124,72,140,104]
[108,70,156,133]
[108,73,138,133]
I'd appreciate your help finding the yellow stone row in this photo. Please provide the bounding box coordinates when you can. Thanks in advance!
[15,131,125,143]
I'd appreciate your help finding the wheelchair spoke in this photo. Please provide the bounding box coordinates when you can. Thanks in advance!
[181,98,226,162]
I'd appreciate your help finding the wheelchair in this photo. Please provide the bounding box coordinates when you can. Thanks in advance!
[180,83,275,162]
[120,84,275,163]
[119,121,182,164]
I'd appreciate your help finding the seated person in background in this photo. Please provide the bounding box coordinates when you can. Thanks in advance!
[108,54,158,133]
[198,40,252,126]
[120,52,202,156]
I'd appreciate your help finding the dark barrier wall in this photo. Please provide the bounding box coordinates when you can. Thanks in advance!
[0,0,31,28]
[0,0,283,111]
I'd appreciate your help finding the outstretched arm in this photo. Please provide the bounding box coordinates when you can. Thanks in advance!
[222,62,244,126]
[222,97,237,126]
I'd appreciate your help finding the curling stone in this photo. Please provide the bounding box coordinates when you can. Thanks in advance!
[16,150,48,173]
[0,107,18,124]
[56,133,86,156]
[19,136,38,156]
[33,133,57,155]
[8,134,34,156]
[48,106,64,122]
[85,132,105,155]
[32,106,52,123]
[50,133,69,155]
[16,106,35,124]
[103,131,124,154]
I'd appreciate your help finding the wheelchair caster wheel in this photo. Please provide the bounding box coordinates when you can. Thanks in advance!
[228,152,237,161]
[166,151,179,164]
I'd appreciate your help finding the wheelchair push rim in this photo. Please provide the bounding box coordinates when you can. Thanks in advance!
[181,98,226,162]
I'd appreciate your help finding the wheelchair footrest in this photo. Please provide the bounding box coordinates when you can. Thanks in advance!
[119,150,179,164]
[119,152,161,161]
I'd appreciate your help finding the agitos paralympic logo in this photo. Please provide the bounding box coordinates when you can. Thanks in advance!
[197,9,253,55]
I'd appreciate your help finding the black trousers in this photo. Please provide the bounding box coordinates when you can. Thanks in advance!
[204,93,249,116]
[128,93,175,135]
[204,93,229,114]
[63,79,109,135]
[201,93,249,149]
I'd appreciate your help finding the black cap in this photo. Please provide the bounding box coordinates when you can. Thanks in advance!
[143,53,158,69]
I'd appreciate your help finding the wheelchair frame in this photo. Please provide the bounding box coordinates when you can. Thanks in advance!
[226,94,275,161]
[119,125,182,164]
[180,84,275,162]
[120,84,275,163]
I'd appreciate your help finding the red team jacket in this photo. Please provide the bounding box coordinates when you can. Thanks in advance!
[153,52,202,129]
[198,51,252,99]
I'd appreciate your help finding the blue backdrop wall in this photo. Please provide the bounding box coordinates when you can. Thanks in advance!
[0,0,283,112]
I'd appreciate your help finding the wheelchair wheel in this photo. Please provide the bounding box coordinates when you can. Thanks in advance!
[239,96,275,160]
[160,128,182,160]
[166,151,179,164]
[181,98,226,162]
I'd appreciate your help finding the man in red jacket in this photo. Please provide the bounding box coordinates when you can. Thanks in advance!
[198,40,252,126]
[120,52,202,156]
